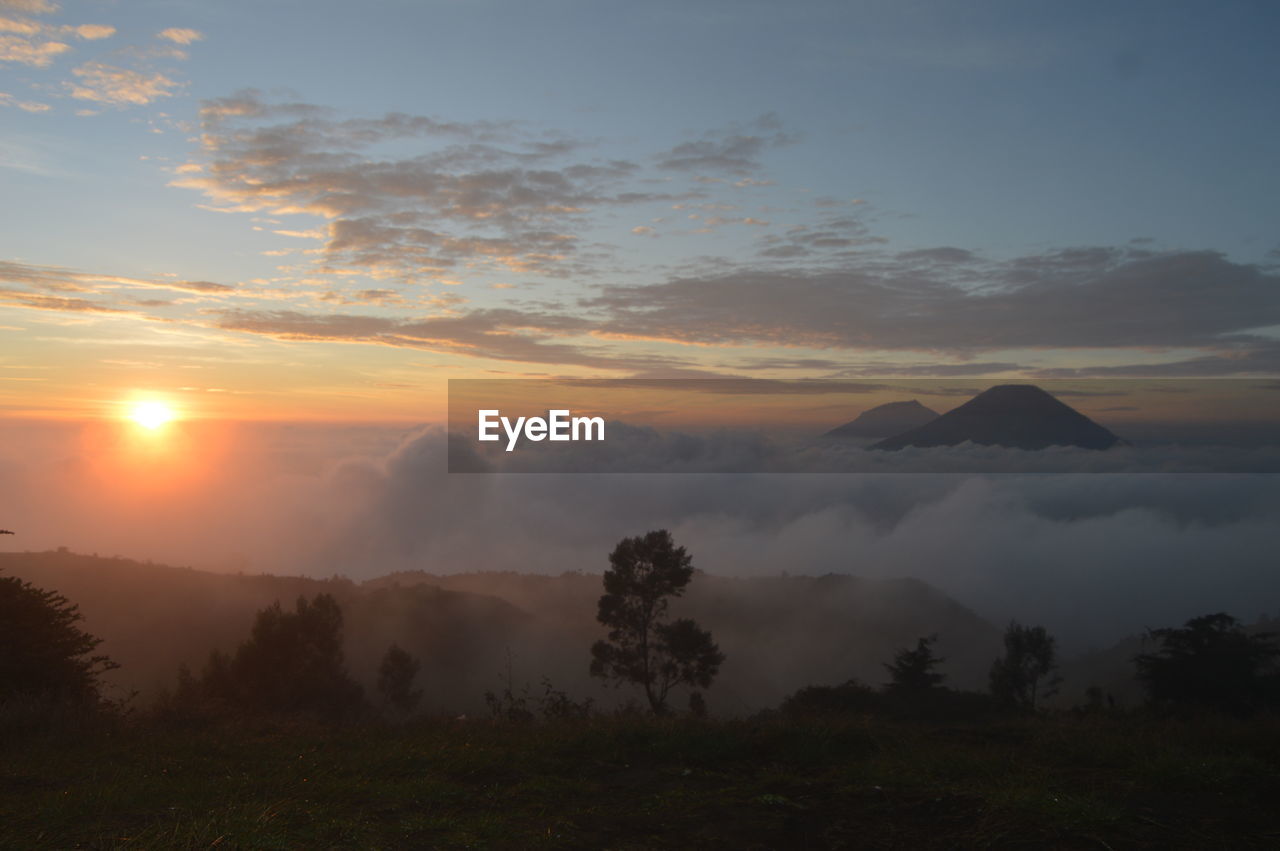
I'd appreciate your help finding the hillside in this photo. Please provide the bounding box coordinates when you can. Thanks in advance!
[3,551,1003,713]
[367,569,1005,705]
[824,400,940,440]
[0,550,533,713]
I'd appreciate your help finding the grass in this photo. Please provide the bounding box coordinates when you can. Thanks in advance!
[2,712,1280,849]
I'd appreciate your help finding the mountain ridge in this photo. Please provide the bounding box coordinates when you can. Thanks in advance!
[824,399,940,439]
[1,550,1003,711]
[872,384,1125,451]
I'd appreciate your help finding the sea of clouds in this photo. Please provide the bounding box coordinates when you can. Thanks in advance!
[3,421,1278,651]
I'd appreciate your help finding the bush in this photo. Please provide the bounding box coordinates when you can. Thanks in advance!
[781,679,880,717]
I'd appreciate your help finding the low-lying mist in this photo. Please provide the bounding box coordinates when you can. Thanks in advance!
[2,419,1277,660]
[2,549,1003,715]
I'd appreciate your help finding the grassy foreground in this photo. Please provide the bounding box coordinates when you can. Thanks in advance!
[2,713,1279,849]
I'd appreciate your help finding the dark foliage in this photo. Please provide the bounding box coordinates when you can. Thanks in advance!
[190,593,364,717]
[485,650,593,721]
[989,621,1061,712]
[1134,612,1280,714]
[484,650,536,722]
[538,677,594,720]
[781,677,996,722]
[884,634,946,694]
[0,574,117,706]
[377,643,422,714]
[589,530,725,714]
[781,679,880,716]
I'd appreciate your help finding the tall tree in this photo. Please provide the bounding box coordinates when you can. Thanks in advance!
[1134,613,1279,714]
[589,530,724,715]
[377,643,423,714]
[0,574,117,705]
[989,621,1060,711]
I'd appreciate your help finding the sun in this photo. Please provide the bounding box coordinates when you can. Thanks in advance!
[130,401,176,430]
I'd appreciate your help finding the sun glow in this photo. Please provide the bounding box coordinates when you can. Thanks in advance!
[130,401,176,430]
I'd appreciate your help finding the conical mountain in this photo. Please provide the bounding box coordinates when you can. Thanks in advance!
[871,384,1124,451]
[824,400,939,439]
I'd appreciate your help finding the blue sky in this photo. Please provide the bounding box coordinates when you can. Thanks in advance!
[2,0,1278,419]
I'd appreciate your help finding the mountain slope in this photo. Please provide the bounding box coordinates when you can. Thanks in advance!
[824,400,939,439]
[872,384,1125,451]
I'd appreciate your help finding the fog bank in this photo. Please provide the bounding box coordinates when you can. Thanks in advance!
[2,421,1277,651]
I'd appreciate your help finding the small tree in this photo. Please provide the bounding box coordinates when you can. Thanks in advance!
[377,643,422,714]
[0,575,118,706]
[1134,613,1279,714]
[989,621,1060,711]
[884,634,946,694]
[589,530,724,715]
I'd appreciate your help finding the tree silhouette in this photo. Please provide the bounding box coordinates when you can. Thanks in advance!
[989,621,1060,711]
[884,634,946,694]
[204,593,363,716]
[1134,612,1279,714]
[589,530,724,715]
[0,574,117,705]
[377,643,422,714]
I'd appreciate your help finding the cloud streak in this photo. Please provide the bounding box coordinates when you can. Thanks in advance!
[0,91,49,111]
[0,260,234,296]
[213,307,681,372]
[656,113,797,175]
[6,242,1278,379]
[157,27,201,45]
[587,248,1280,363]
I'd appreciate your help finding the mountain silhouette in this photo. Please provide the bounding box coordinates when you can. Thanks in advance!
[824,400,939,439]
[871,384,1125,451]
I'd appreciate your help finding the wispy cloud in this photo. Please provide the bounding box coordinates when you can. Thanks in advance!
[0,1,196,111]
[0,91,50,111]
[0,3,112,69]
[586,248,1280,359]
[174,91,690,281]
[0,32,69,66]
[0,259,235,296]
[156,27,201,45]
[656,114,798,176]
[8,239,1277,378]
[72,23,113,40]
[212,307,682,372]
[0,1,60,13]
[67,61,180,105]
[0,288,127,314]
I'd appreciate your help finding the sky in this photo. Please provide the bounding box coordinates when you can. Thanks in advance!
[3,1,1280,649]
[2,0,1279,423]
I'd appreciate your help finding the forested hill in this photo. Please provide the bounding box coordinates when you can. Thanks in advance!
[4,550,1002,713]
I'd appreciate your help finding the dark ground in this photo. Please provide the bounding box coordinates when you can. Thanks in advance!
[2,712,1279,849]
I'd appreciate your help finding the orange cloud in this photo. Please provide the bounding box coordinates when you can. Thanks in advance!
[157,27,202,45]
